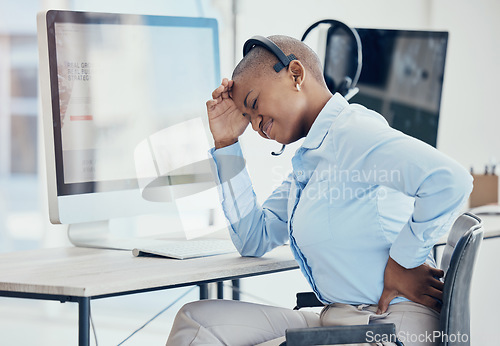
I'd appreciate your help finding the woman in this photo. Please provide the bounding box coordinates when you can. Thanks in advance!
[166,35,472,346]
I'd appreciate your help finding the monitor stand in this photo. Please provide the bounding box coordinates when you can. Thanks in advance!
[68,221,128,250]
[67,221,172,251]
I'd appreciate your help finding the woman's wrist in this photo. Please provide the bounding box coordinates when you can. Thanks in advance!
[214,138,238,149]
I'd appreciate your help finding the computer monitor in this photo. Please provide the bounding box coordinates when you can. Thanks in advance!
[324,28,448,147]
[37,10,221,247]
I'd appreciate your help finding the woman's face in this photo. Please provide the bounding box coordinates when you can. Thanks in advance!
[231,72,309,145]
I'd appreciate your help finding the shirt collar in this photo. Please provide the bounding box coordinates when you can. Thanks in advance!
[301,93,349,150]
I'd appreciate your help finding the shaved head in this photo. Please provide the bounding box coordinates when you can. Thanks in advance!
[232,35,326,86]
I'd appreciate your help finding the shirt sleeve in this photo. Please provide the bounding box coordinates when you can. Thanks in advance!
[332,105,473,269]
[209,142,290,257]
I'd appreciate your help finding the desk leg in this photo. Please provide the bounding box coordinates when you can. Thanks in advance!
[78,297,90,346]
[198,284,209,300]
[232,279,240,300]
[217,282,224,299]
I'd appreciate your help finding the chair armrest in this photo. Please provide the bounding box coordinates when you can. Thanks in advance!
[284,323,402,346]
[293,292,324,310]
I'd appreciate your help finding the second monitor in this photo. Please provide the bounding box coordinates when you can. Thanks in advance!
[324,28,448,148]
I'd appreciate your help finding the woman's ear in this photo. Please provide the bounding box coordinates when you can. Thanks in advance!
[288,60,306,88]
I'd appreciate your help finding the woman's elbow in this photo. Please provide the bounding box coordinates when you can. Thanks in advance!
[453,167,474,201]
[237,245,266,258]
[442,166,473,206]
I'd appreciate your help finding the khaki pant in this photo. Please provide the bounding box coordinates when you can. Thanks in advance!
[166,299,440,346]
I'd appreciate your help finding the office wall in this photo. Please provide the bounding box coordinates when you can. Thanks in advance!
[430,0,500,173]
[429,1,500,344]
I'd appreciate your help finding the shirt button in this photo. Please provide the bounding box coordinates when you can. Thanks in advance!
[297,171,303,176]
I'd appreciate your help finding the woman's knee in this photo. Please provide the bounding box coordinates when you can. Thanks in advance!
[176,299,236,324]
[177,300,215,321]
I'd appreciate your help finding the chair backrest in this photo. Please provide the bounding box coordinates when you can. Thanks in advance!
[439,212,483,346]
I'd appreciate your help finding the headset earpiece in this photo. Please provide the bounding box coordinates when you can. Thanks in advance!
[301,19,362,97]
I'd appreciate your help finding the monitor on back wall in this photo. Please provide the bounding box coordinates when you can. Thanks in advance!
[324,28,448,148]
[37,10,221,246]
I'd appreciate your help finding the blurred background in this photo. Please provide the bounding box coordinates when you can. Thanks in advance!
[1,0,499,345]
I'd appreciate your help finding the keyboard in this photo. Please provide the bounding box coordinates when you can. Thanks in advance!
[132,238,237,260]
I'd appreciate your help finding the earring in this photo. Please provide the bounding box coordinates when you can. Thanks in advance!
[296,84,301,91]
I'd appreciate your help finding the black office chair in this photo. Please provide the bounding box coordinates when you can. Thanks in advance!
[282,213,484,346]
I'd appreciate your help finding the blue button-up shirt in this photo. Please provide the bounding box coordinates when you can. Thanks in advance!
[210,93,472,305]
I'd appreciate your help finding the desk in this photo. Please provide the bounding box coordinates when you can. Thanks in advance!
[0,245,298,346]
[434,213,500,258]
[473,214,500,239]
[435,214,500,245]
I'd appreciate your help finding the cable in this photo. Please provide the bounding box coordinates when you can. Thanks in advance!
[116,286,196,345]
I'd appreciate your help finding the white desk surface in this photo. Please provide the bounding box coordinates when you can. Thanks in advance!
[0,245,298,298]
[435,214,500,246]
[476,214,500,233]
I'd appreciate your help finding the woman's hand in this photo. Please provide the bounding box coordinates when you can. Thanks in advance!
[206,78,249,149]
[377,256,444,314]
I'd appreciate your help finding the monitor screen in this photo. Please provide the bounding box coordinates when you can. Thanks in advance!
[324,28,448,147]
[38,11,220,224]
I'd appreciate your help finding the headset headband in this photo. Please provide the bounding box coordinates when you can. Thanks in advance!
[243,35,297,73]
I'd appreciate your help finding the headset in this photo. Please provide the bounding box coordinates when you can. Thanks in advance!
[242,20,362,156]
[301,19,363,97]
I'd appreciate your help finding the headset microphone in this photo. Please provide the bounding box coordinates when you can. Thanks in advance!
[271,145,286,156]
